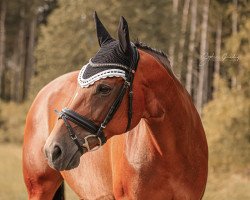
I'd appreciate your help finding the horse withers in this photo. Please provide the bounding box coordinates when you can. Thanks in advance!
[23,12,208,200]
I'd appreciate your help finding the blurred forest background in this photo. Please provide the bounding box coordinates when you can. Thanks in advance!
[0,0,249,199]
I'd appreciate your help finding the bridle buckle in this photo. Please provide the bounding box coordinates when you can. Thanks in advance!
[100,123,106,129]
[82,134,102,152]
[125,81,130,86]
[70,134,78,140]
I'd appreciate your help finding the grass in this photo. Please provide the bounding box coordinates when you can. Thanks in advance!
[0,143,27,200]
[0,101,30,143]
[203,172,250,200]
[0,143,77,200]
[0,143,249,200]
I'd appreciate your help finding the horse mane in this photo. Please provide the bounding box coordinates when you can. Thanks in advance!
[134,41,176,78]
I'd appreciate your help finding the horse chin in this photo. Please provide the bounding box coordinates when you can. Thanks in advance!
[64,150,83,170]
[48,150,82,171]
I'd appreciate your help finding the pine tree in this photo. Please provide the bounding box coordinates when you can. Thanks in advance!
[0,0,6,98]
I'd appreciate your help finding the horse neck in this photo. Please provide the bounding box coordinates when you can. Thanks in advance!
[135,51,205,157]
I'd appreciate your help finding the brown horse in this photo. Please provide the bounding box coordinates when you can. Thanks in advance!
[23,13,208,200]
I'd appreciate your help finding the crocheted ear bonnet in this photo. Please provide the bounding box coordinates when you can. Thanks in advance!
[78,12,137,88]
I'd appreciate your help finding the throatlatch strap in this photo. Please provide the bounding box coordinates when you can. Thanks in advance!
[125,45,139,131]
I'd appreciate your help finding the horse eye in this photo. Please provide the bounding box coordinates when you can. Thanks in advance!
[97,84,112,95]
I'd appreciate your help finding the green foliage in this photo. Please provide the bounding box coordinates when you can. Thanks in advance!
[203,78,250,172]
[224,19,250,94]
[203,18,250,173]
[33,0,172,93]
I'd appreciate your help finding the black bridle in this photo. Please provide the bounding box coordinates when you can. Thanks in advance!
[55,46,139,154]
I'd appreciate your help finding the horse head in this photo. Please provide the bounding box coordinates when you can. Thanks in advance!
[44,12,146,170]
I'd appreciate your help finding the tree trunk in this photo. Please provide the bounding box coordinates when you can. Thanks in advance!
[231,0,238,88]
[196,0,210,114]
[10,52,18,101]
[203,38,209,103]
[214,17,222,93]
[207,39,214,101]
[0,0,6,98]
[15,7,26,102]
[185,0,197,94]
[215,18,222,76]
[177,0,190,82]
[168,0,179,68]
[23,16,36,99]
[232,0,237,35]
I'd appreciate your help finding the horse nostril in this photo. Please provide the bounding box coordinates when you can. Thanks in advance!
[52,145,62,162]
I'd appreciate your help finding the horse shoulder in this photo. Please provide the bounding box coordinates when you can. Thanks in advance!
[23,71,78,199]
[111,120,158,199]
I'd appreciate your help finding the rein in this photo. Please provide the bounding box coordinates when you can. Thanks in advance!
[55,46,139,154]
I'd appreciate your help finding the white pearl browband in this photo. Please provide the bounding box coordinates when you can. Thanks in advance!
[78,60,129,88]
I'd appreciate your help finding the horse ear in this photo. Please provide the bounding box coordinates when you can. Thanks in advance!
[118,16,131,56]
[94,11,113,46]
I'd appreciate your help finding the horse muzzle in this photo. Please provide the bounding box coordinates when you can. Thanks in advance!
[44,135,82,171]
